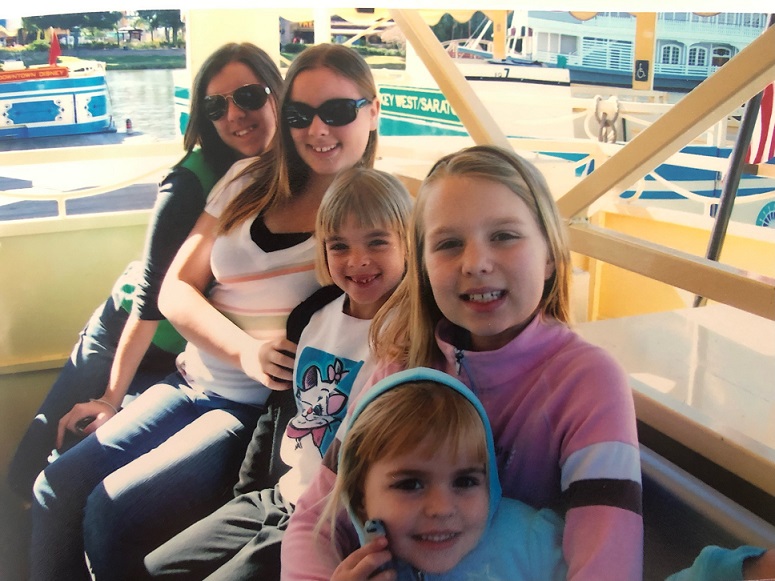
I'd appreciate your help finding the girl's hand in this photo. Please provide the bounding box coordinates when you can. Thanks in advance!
[744,549,775,579]
[332,537,395,581]
[56,399,117,449]
[241,337,297,390]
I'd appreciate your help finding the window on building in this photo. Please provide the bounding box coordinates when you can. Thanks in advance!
[688,46,707,67]
[665,12,688,22]
[742,13,764,28]
[559,34,577,55]
[712,46,732,67]
[661,44,681,65]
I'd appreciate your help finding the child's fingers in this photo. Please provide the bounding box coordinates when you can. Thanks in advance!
[332,538,394,581]
[275,338,298,356]
[264,374,293,391]
[358,538,395,580]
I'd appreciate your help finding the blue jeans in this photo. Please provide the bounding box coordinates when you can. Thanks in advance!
[8,296,177,501]
[30,376,262,581]
[144,486,288,580]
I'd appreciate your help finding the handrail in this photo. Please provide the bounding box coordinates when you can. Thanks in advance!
[0,140,184,166]
[568,221,775,320]
[1,141,184,218]
[1,163,172,218]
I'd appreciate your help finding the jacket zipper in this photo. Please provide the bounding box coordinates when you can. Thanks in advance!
[453,348,477,394]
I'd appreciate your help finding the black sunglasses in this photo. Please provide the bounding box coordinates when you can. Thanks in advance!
[283,98,370,129]
[204,84,271,121]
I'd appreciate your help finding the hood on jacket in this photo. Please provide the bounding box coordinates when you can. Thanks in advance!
[341,367,502,548]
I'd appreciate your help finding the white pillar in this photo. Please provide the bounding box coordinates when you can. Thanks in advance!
[184,9,282,83]
[313,8,331,45]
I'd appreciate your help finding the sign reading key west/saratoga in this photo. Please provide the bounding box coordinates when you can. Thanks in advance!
[379,84,467,136]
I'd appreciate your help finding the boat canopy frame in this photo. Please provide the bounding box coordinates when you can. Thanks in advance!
[391,7,775,321]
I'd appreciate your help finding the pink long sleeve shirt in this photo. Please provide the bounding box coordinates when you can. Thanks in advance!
[281,315,643,581]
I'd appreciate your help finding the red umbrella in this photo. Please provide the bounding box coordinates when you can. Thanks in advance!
[49,31,61,66]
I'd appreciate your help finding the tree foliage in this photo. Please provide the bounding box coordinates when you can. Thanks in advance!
[23,12,122,33]
[431,11,492,43]
[137,9,183,43]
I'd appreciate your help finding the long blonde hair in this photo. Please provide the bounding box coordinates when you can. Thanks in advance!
[219,44,379,234]
[371,145,571,367]
[314,168,412,285]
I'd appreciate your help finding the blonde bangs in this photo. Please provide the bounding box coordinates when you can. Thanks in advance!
[349,382,487,470]
[315,168,412,286]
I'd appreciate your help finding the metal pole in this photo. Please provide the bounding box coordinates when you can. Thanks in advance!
[693,91,762,308]
[695,13,774,308]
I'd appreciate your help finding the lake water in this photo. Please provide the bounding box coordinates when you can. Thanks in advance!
[106,69,179,141]
[0,69,181,152]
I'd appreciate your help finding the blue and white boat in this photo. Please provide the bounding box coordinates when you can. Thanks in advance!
[0,57,115,140]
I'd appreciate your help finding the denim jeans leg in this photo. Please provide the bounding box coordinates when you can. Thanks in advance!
[84,405,257,580]
[29,380,197,581]
[8,297,177,501]
[8,298,126,501]
[144,488,268,578]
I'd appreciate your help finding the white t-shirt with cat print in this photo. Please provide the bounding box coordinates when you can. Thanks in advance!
[278,293,375,506]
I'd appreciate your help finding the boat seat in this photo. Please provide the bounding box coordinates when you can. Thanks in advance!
[641,445,775,580]
[2,366,774,579]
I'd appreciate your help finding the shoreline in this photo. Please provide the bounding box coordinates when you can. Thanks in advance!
[1,47,187,70]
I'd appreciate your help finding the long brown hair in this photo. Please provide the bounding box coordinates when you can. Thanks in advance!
[184,42,283,176]
[219,44,379,234]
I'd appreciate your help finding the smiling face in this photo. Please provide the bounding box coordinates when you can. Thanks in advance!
[287,67,379,179]
[206,61,277,158]
[422,175,555,351]
[361,437,488,573]
[325,214,405,320]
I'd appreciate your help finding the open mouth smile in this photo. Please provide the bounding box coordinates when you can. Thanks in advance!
[413,532,459,543]
[462,290,505,303]
[349,274,378,285]
[233,124,257,137]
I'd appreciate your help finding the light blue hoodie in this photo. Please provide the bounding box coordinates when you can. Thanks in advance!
[341,367,568,581]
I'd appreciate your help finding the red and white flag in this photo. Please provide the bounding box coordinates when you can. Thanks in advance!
[48,30,61,67]
[745,82,775,165]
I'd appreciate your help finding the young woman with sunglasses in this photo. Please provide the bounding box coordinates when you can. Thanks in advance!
[29,43,379,581]
[7,43,282,507]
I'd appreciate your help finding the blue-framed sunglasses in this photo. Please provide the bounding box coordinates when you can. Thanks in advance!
[204,84,271,121]
[283,98,370,129]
